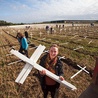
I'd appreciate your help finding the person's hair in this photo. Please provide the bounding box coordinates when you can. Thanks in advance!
[17,32,24,37]
[50,44,59,49]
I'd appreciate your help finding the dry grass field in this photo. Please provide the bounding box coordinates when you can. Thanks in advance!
[0,23,98,98]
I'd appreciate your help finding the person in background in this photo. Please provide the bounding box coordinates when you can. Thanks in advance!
[50,27,53,34]
[24,31,28,39]
[39,44,64,98]
[24,31,30,44]
[16,32,29,57]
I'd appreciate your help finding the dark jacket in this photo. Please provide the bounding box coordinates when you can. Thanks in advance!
[39,53,64,89]
[24,31,28,39]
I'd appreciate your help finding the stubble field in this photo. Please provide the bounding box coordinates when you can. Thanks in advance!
[0,23,98,98]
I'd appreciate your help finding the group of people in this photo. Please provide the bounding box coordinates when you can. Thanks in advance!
[46,26,54,34]
[16,31,98,98]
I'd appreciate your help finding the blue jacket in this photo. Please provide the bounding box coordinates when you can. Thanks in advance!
[21,37,28,50]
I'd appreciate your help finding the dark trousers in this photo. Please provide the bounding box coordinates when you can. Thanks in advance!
[42,84,59,98]
[19,46,28,57]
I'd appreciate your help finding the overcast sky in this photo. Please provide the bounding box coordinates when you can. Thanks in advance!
[0,0,98,23]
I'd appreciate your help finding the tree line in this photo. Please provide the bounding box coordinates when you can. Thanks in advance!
[0,20,24,26]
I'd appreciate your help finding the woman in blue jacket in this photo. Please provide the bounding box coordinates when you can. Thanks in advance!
[16,32,28,57]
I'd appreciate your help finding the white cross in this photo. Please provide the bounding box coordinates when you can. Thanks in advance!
[8,60,22,65]
[88,40,93,44]
[39,32,43,37]
[71,65,89,79]
[73,46,84,51]
[14,44,45,84]
[30,32,33,38]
